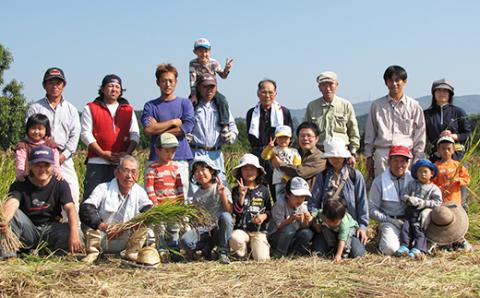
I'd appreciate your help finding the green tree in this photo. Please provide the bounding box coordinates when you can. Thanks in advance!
[0,44,27,150]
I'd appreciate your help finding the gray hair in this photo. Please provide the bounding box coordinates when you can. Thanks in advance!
[117,155,139,170]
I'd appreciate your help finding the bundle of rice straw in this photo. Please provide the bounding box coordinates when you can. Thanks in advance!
[0,195,24,256]
[107,200,213,240]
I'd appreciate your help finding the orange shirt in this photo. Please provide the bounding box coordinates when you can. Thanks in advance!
[432,159,470,206]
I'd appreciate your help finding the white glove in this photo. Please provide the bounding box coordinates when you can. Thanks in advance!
[406,195,421,207]
[419,208,432,230]
[186,133,193,144]
[221,131,235,144]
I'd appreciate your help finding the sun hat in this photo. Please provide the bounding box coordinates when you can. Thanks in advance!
[196,74,217,86]
[43,67,66,84]
[29,145,55,165]
[231,153,266,178]
[155,132,179,148]
[289,176,311,197]
[426,204,468,245]
[388,145,413,159]
[191,155,221,173]
[411,159,438,179]
[194,38,211,50]
[130,247,160,269]
[431,78,454,95]
[316,71,338,84]
[437,135,455,146]
[275,125,292,138]
[320,138,351,159]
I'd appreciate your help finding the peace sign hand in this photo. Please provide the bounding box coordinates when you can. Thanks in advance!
[268,136,277,148]
[237,178,247,205]
[216,176,226,196]
[225,58,233,72]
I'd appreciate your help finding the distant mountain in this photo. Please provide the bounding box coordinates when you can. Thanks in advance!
[290,94,480,135]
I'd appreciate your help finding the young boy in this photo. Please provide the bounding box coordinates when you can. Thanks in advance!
[261,125,301,200]
[145,132,184,251]
[189,38,233,134]
[432,136,472,251]
[396,159,442,258]
[268,177,313,257]
[313,199,365,262]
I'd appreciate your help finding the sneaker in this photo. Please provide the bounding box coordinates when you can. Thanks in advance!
[408,248,422,259]
[456,240,473,252]
[394,245,410,257]
[218,253,231,264]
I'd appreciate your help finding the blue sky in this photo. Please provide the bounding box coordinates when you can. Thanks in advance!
[2,0,479,117]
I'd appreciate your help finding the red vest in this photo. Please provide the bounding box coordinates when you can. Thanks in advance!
[87,99,133,159]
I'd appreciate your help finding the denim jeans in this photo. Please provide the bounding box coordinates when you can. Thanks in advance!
[268,222,314,256]
[180,212,233,255]
[312,226,365,258]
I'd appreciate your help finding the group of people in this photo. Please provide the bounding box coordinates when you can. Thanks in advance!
[0,38,474,267]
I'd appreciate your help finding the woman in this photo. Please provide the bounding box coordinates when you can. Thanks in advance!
[424,79,472,162]
[308,138,368,257]
[0,146,82,259]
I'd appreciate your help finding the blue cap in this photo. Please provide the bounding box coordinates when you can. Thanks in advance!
[194,38,211,50]
[29,145,55,164]
[411,159,438,179]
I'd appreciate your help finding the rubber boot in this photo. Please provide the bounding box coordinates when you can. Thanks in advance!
[81,228,102,263]
[120,227,148,262]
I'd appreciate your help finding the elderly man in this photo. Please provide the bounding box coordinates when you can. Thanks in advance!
[364,65,426,180]
[246,79,293,198]
[27,67,81,210]
[369,145,413,255]
[304,71,360,163]
[81,74,140,200]
[189,74,238,189]
[0,146,83,259]
[79,155,153,263]
[142,64,194,196]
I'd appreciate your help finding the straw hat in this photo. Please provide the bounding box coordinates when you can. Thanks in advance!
[231,153,266,177]
[320,138,351,159]
[132,247,160,269]
[426,204,469,245]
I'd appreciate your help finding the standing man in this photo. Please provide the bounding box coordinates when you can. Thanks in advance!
[246,79,293,198]
[81,74,140,200]
[304,71,360,164]
[190,74,238,187]
[142,64,194,196]
[27,67,81,210]
[364,65,426,180]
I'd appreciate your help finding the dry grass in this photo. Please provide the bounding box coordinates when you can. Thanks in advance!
[0,250,479,297]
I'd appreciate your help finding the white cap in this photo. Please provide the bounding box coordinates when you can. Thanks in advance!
[289,177,311,197]
[321,137,352,159]
[194,38,211,49]
[275,125,292,138]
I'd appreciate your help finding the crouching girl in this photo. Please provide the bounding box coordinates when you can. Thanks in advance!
[229,154,272,261]
[268,177,314,257]
[180,156,233,264]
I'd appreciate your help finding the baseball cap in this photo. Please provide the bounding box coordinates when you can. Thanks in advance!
[29,145,55,164]
[194,38,211,50]
[197,74,217,86]
[275,125,292,138]
[431,78,454,95]
[437,135,455,146]
[388,145,413,159]
[101,74,123,88]
[156,132,179,148]
[289,177,311,197]
[43,67,66,84]
[316,71,338,84]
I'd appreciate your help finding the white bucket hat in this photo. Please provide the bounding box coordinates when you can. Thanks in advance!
[320,137,351,159]
[231,153,266,177]
[289,177,311,197]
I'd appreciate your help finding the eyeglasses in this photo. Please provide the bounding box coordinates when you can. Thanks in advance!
[299,133,317,139]
[118,167,138,175]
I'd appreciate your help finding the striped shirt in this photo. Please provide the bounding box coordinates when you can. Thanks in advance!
[145,161,183,204]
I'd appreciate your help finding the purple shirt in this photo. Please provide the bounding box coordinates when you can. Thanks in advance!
[142,97,194,161]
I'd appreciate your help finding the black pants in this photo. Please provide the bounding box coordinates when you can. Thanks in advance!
[400,207,427,252]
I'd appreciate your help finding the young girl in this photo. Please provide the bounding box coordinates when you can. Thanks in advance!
[229,153,272,261]
[180,156,233,264]
[15,113,61,181]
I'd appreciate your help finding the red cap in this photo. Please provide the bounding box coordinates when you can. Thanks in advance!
[388,145,412,159]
